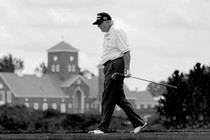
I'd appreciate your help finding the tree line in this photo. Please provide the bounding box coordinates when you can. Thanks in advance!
[0,54,46,73]
[0,105,132,132]
[157,63,210,129]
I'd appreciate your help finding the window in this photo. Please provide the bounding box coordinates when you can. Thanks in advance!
[24,103,29,108]
[68,65,76,72]
[61,103,66,113]
[62,98,65,102]
[53,56,58,61]
[77,79,81,84]
[7,91,12,103]
[42,103,48,111]
[72,65,75,72]
[151,104,155,108]
[51,65,55,72]
[143,104,148,109]
[86,104,89,109]
[34,103,39,110]
[0,83,3,89]
[0,91,5,105]
[52,103,57,110]
[56,64,60,72]
[68,65,71,72]
[68,103,72,108]
[69,56,74,61]
[137,104,141,110]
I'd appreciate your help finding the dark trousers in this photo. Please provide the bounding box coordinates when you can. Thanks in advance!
[97,58,145,132]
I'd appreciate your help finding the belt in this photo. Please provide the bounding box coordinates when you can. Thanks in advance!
[103,57,123,67]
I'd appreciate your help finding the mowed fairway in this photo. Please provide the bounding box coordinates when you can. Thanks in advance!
[0,131,210,140]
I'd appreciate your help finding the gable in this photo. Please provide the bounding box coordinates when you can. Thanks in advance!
[60,74,91,88]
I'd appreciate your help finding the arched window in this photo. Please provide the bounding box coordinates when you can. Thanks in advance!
[61,103,66,113]
[56,64,60,72]
[7,91,12,103]
[72,65,75,72]
[42,103,48,110]
[52,103,57,110]
[68,65,71,72]
[51,65,55,72]
[34,103,39,110]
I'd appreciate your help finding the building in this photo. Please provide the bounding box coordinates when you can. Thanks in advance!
[0,41,157,117]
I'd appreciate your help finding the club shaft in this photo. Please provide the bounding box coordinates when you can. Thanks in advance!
[114,73,177,89]
[131,76,177,89]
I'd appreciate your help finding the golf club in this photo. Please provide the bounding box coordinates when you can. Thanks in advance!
[111,72,177,89]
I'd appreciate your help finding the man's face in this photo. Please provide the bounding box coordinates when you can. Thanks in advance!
[98,21,108,32]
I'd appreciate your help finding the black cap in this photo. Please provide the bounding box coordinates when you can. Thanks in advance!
[93,12,112,25]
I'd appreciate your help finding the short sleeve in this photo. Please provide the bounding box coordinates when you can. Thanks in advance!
[115,29,130,53]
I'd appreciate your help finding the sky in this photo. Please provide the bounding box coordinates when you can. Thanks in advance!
[0,0,210,91]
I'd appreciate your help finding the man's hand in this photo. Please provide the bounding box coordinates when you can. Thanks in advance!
[124,69,131,78]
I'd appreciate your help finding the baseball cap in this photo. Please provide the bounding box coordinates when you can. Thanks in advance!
[93,12,112,25]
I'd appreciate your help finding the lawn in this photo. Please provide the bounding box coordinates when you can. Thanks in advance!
[0,131,210,140]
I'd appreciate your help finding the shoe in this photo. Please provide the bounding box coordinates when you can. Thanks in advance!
[88,130,105,135]
[130,122,147,134]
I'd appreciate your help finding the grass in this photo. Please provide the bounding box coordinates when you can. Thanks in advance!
[0,131,210,140]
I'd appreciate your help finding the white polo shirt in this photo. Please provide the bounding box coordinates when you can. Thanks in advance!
[101,22,130,65]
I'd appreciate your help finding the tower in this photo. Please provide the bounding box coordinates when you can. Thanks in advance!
[47,41,79,81]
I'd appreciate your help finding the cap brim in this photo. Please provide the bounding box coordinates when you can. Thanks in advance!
[92,20,103,25]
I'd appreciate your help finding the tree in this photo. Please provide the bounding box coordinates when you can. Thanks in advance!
[79,69,95,79]
[157,63,210,129]
[0,54,24,72]
[186,63,210,127]
[35,62,47,74]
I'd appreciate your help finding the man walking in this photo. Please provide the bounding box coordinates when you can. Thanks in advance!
[89,12,147,134]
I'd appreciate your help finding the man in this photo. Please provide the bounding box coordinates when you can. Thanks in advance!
[89,12,147,134]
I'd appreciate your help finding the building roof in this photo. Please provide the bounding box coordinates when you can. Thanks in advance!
[0,71,157,104]
[0,72,69,98]
[87,76,99,98]
[47,41,78,53]
[125,88,157,104]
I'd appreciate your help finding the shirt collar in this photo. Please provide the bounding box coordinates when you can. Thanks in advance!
[106,21,115,35]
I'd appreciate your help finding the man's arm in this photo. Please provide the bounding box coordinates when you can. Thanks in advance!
[123,51,131,78]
